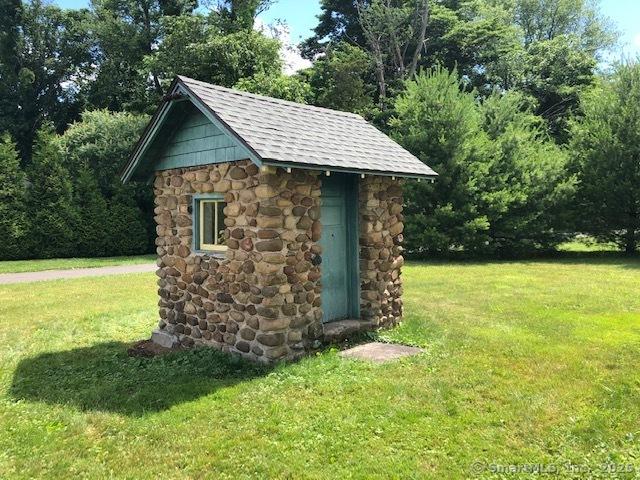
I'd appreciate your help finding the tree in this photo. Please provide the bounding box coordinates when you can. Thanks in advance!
[304,43,374,113]
[355,0,429,104]
[521,35,596,140]
[145,14,282,88]
[106,186,149,255]
[392,66,490,254]
[476,92,573,254]
[62,109,149,197]
[73,168,110,257]
[215,0,274,32]
[26,126,79,258]
[88,0,197,112]
[569,61,640,254]
[303,0,614,137]
[514,0,615,54]
[393,67,572,256]
[235,72,312,103]
[0,134,28,260]
[301,0,366,59]
[0,0,94,163]
[62,109,154,252]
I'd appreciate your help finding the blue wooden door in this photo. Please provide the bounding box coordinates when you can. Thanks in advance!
[320,175,356,323]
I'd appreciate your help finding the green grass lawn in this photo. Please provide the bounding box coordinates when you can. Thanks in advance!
[0,255,155,274]
[1,258,639,479]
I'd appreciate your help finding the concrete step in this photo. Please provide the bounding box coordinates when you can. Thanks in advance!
[322,319,374,343]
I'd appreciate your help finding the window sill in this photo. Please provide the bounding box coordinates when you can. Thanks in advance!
[193,249,227,260]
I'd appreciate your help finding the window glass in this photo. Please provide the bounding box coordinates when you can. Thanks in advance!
[202,201,216,246]
[216,201,226,244]
[198,199,226,251]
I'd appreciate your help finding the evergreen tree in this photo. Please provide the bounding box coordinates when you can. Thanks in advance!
[106,186,149,256]
[0,134,28,259]
[394,67,573,256]
[26,126,79,258]
[392,67,491,255]
[569,61,640,254]
[477,92,574,255]
[74,168,110,257]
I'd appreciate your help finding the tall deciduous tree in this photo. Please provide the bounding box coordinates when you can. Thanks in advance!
[304,43,374,113]
[569,61,640,254]
[235,72,312,103]
[355,0,429,104]
[215,0,273,32]
[0,0,94,163]
[145,14,281,88]
[88,0,197,112]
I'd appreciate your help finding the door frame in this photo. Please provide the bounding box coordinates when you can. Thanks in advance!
[321,173,360,322]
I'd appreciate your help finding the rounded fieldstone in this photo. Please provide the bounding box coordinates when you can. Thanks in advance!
[240,328,256,341]
[255,239,284,252]
[231,228,244,239]
[256,332,285,347]
[308,206,320,220]
[246,316,259,329]
[259,206,282,216]
[257,306,278,319]
[229,166,248,180]
[257,229,279,239]
[291,206,306,217]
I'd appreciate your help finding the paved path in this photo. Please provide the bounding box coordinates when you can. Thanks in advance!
[0,263,156,285]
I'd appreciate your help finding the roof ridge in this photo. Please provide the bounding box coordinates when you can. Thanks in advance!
[177,75,364,120]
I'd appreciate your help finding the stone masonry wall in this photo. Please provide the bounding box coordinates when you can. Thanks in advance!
[358,176,404,328]
[153,160,404,363]
[153,160,323,363]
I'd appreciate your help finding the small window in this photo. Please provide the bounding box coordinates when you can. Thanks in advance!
[197,198,226,252]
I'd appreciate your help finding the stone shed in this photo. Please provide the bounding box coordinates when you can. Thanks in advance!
[121,76,437,363]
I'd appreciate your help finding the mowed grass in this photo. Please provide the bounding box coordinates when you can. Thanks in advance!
[0,255,155,274]
[1,257,639,479]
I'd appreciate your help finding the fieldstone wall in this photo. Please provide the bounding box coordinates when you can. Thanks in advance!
[358,176,404,328]
[153,160,323,363]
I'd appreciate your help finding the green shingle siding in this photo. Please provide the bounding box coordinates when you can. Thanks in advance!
[155,108,249,171]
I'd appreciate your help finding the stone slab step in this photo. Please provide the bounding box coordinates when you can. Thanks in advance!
[339,342,423,363]
[322,319,373,343]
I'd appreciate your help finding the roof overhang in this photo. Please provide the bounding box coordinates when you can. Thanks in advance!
[261,160,436,181]
[121,76,437,183]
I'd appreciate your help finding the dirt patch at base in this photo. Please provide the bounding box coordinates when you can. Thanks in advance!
[127,339,182,357]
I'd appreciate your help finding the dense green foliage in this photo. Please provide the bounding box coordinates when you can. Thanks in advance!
[0,0,637,258]
[25,126,79,258]
[304,43,374,113]
[0,135,28,259]
[235,72,312,102]
[394,68,574,256]
[569,63,640,253]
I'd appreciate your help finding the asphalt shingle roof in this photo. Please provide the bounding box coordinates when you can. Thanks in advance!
[178,76,437,178]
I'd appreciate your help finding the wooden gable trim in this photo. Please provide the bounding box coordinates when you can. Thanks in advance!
[121,78,263,183]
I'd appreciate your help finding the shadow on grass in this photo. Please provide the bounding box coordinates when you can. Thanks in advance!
[10,342,270,416]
